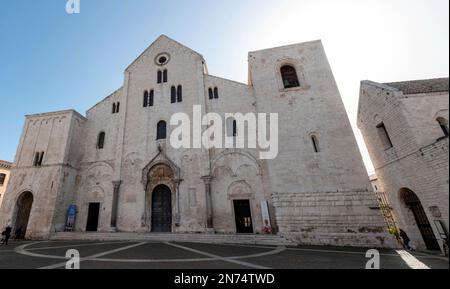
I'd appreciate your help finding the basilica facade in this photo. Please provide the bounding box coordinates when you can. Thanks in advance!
[0,35,392,247]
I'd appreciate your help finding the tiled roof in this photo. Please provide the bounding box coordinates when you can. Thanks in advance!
[384,78,449,95]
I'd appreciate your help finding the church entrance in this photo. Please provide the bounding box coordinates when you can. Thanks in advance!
[151,185,172,233]
[233,200,253,234]
[86,203,100,232]
[400,188,440,250]
[14,192,33,239]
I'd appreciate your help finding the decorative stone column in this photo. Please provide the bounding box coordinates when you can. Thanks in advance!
[174,178,182,226]
[202,176,214,233]
[110,180,122,230]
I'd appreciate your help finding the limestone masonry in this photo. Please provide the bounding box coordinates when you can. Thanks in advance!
[358,78,449,252]
[0,160,12,208]
[0,35,394,247]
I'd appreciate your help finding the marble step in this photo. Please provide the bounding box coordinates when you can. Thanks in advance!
[50,232,297,246]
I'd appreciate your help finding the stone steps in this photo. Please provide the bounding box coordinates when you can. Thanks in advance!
[50,232,297,246]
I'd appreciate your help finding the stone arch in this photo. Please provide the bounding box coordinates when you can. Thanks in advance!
[144,164,177,231]
[142,151,181,230]
[235,164,259,177]
[84,162,114,189]
[274,57,307,90]
[398,188,440,250]
[12,191,34,238]
[142,150,181,189]
[212,166,235,178]
[227,180,255,200]
[211,150,262,176]
[86,187,105,202]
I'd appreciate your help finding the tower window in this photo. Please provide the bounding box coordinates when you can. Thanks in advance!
[376,122,393,149]
[280,65,300,89]
[157,121,167,140]
[112,102,120,114]
[208,88,214,99]
[208,87,219,99]
[437,117,449,137]
[311,135,320,153]
[33,151,44,167]
[97,132,106,149]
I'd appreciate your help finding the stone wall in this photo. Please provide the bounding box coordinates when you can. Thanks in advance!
[272,191,396,247]
[358,80,449,251]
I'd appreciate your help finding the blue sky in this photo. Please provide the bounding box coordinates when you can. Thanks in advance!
[0,0,449,173]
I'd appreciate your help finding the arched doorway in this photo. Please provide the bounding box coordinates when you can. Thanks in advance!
[14,192,33,239]
[151,185,172,232]
[400,188,440,250]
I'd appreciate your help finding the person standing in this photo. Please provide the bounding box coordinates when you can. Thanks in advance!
[400,229,412,250]
[0,225,12,246]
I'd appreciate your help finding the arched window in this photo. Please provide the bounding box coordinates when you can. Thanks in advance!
[437,117,449,137]
[311,135,320,153]
[171,86,177,103]
[157,121,167,140]
[208,88,214,99]
[157,70,162,84]
[280,65,300,89]
[112,102,120,114]
[149,90,154,107]
[163,69,168,83]
[214,87,219,99]
[143,91,149,107]
[33,152,44,166]
[97,132,106,149]
[177,85,183,102]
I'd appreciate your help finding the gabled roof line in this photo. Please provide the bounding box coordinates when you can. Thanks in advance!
[125,35,204,72]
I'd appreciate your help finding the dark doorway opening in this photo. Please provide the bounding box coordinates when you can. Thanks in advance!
[151,185,172,232]
[234,200,253,234]
[14,192,33,239]
[86,203,100,232]
[401,189,440,250]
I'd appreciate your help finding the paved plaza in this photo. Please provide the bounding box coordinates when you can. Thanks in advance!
[0,240,448,269]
